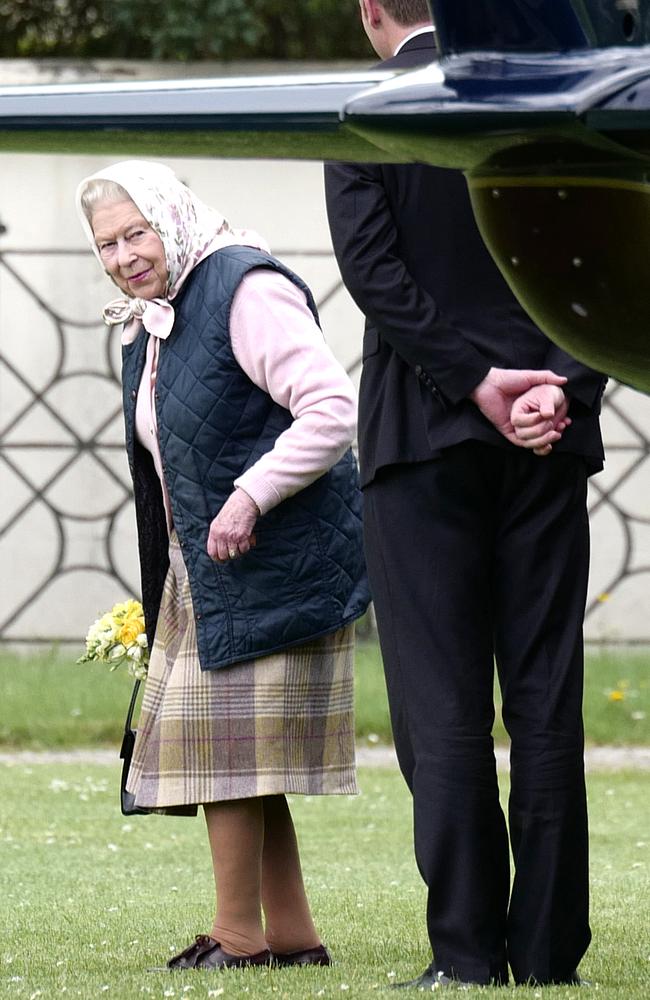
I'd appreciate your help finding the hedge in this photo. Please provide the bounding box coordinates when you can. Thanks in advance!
[0,0,375,60]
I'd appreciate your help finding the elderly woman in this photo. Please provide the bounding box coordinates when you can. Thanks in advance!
[76,160,368,971]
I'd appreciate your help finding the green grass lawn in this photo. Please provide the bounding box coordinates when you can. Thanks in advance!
[1,643,648,749]
[0,762,648,999]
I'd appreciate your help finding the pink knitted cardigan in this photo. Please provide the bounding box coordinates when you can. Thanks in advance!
[133,267,357,528]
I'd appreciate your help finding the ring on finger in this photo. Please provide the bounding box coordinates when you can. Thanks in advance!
[228,548,237,559]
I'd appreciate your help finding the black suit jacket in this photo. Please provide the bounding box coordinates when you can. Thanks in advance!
[324,32,605,487]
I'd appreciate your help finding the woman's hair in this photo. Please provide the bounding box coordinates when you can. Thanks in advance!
[381,0,431,26]
[79,178,132,223]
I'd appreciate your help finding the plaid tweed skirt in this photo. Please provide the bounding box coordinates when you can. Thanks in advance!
[126,533,358,813]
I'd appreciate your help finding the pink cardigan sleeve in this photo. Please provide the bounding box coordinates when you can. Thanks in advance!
[230,269,358,515]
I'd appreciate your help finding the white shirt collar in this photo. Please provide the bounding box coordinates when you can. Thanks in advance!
[394,25,435,56]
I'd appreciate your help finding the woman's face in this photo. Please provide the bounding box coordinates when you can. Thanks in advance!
[91,199,168,299]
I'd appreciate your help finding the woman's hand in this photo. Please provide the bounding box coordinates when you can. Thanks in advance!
[207,489,259,563]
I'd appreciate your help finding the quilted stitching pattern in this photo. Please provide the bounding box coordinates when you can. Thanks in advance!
[123,248,369,670]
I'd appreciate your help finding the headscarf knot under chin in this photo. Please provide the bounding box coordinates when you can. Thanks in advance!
[102,297,146,327]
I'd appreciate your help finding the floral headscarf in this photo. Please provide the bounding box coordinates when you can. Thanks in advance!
[75,160,269,340]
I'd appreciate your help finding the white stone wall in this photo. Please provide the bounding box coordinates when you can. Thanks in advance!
[0,116,649,644]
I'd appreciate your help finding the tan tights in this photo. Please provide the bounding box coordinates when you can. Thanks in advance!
[204,795,322,956]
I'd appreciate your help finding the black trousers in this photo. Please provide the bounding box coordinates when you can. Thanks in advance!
[363,442,591,985]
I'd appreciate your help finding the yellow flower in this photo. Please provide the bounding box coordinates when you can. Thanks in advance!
[119,620,143,646]
[116,601,145,647]
[112,599,142,620]
[608,690,625,702]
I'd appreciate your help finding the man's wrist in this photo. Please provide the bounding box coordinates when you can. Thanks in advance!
[469,367,493,404]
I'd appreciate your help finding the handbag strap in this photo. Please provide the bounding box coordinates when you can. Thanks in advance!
[124,679,141,734]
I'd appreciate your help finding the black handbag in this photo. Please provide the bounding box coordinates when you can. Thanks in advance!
[119,679,151,816]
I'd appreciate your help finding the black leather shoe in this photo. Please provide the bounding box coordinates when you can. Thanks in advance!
[524,970,591,987]
[391,963,474,990]
[167,935,271,970]
[272,943,331,967]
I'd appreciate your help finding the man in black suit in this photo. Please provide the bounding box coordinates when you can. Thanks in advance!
[324,0,605,989]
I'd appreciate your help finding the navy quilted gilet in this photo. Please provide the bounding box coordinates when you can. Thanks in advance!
[122,246,369,670]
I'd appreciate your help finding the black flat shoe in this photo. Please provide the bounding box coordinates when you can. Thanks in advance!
[272,944,331,967]
[167,935,271,970]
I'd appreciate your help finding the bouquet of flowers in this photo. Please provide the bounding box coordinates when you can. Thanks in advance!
[78,599,149,679]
